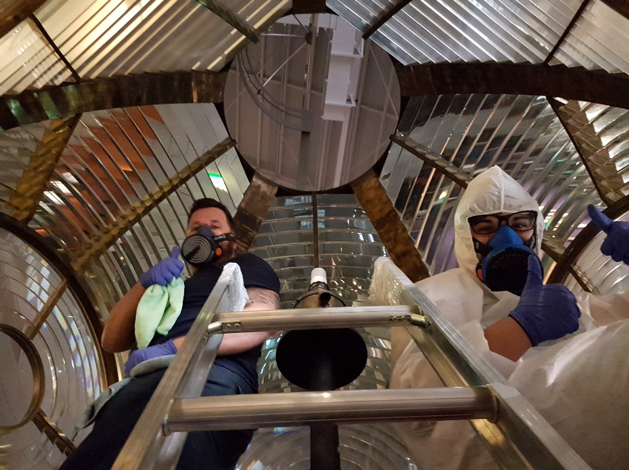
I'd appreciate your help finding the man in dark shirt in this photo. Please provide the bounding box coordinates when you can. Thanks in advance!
[60,198,280,470]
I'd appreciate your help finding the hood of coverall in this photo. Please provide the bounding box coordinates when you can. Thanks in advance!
[454,166,545,278]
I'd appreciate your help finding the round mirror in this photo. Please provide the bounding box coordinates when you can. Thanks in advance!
[224,14,400,191]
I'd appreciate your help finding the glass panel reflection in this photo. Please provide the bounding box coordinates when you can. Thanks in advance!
[0,228,106,470]
[0,18,73,95]
[366,0,580,65]
[551,0,629,75]
[34,0,286,77]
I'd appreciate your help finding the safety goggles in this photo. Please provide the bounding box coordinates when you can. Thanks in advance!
[468,211,537,235]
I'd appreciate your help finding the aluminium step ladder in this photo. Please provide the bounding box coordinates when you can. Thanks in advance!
[109,260,592,470]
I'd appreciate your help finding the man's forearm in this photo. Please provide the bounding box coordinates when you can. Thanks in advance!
[101,282,145,353]
[484,316,532,362]
[172,288,279,356]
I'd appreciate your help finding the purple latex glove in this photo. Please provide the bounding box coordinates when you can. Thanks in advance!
[588,204,629,265]
[139,247,184,288]
[509,256,581,346]
[124,339,177,377]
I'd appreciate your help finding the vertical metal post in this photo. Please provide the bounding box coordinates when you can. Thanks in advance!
[312,192,319,267]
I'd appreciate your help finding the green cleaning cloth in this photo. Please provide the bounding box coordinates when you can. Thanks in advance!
[135,277,185,349]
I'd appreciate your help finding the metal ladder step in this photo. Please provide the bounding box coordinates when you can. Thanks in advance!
[111,262,592,470]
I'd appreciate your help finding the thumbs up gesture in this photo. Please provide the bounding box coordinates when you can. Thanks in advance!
[588,205,629,265]
[508,256,581,346]
[139,247,184,288]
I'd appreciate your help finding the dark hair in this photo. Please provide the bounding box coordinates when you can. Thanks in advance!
[188,198,235,231]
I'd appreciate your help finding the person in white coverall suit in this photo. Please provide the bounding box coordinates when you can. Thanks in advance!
[388,166,629,470]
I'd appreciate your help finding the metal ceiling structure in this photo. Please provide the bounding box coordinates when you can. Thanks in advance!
[0,0,628,469]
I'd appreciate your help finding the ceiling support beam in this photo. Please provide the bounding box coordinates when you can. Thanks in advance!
[396,63,629,109]
[548,195,629,285]
[71,138,235,273]
[363,0,413,39]
[0,70,227,131]
[195,0,259,43]
[351,169,430,282]
[392,134,595,292]
[10,116,80,222]
[233,173,278,253]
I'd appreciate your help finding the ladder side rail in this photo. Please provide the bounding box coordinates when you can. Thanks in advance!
[387,263,592,470]
[164,387,497,432]
[110,265,241,470]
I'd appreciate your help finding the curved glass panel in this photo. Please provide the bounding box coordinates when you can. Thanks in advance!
[0,228,106,470]
[364,0,581,65]
[17,104,248,308]
[249,194,387,308]
[0,17,73,95]
[551,0,629,75]
[383,94,602,275]
[34,0,290,78]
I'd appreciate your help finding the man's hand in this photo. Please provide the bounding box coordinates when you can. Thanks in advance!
[588,205,629,265]
[509,256,580,346]
[139,247,184,288]
[124,339,177,376]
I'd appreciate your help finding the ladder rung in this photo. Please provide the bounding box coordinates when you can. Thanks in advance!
[164,386,496,433]
[217,304,427,332]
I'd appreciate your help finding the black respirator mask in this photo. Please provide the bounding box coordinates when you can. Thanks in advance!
[181,225,235,266]
[474,225,542,296]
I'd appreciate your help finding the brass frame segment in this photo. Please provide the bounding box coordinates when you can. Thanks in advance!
[391,135,472,188]
[548,195,629,285]
[9,115,80,223]
[195,0,259,43]
[291,0,327,14]
[233,172,278,253]
[27,280,69,340]
[33,410,77,456]
[542,239,594,293]
[549,98,622,205]
[396,63,629,109]
[0,324,45,431]
[0,1,47,39]
[0,71,227,131]
[392,134,595,291]
[363,0,413,39]
[234,173,277,253]
[71,138,236,273]
[351,168,431,282]
[549,100,624,206]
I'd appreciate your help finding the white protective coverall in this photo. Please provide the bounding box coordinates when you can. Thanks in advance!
[384,166,629,470]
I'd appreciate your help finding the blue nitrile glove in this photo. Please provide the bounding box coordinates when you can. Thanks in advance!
[588,204,629,265]
[139,247,184,288]
[509,256,581,346]
[124,339,177,377]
